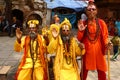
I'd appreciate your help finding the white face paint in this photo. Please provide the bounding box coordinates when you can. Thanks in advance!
[29,23,36,28]
[62,25,70,31]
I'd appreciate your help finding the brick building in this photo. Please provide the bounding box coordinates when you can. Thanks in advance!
[0,0,47,29]
[0,0,120,27]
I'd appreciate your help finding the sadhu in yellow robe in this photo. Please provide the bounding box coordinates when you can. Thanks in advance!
[14,35,48,80]
[47,35,85,80]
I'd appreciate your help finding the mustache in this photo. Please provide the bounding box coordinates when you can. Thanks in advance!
[29,31,37,40]
[61,35,70,43]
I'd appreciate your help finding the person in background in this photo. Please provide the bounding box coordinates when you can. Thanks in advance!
[115,17,120,37]
[48,14,60,72]
[111,30,120,61]
[47,18,85,80]
[14,19,49,80]
[51,14,60,25]
[9,16,22,37]
[108,18,116,36]
[54,14,60,25]
[0,16,9,33]
[0,16,3,32]
[77,1,112,80]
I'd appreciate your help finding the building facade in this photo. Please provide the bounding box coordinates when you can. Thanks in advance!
[0,0,47,29]
[0,0,120,28]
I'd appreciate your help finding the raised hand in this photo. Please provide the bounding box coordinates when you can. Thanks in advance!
[16,28,22,43]
[77,20,87,31]
[52,28,59,38]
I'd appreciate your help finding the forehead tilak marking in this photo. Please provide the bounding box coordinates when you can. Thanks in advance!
[29,23,36,28]
[62,25,70,30]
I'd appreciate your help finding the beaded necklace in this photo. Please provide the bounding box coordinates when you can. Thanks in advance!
[63,37,72,65]
[30,39,38,80]
[85,18,100,43]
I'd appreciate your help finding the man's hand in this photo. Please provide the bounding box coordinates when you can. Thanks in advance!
[105,42,113,50]
[77,20,87,31]
[16,28,22,43]
[52,28,59,38]
[75,37,85,49]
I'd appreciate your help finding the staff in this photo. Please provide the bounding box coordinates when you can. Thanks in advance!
[107,50,110,80]
[107,41,112,80]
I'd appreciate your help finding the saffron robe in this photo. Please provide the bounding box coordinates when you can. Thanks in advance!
[77,19,108,72]
[47,35,85,80]
[14,35,48,80]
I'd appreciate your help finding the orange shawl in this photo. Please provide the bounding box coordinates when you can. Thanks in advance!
[15,35,48,80]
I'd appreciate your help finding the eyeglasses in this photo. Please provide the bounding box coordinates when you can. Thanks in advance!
[87,8,96,11]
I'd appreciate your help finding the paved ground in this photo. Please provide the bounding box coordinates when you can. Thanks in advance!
[0,34,120,80]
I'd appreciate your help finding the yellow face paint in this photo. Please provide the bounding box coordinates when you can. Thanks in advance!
[27,20,39,28]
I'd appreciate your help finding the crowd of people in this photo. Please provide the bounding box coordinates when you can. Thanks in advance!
[0,15,9,33]
[0,15,22,37]
[12,1,115,80]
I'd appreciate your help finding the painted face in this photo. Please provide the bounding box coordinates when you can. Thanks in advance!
[62,24,70,36]
[28,23,37,33]
[86,4,97,19]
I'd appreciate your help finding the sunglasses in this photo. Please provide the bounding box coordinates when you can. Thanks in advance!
[87,8,96,11]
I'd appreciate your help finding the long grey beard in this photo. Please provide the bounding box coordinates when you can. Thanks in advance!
[29,32,37,40]
[62,36,70,43]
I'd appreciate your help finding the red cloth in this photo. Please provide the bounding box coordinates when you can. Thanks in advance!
[81,68,107,80]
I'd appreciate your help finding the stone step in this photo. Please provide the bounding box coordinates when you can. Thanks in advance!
[0,66,11,80]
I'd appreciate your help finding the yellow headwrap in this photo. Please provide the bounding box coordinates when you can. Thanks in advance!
[60,18,72,30]
[27,20,39,28]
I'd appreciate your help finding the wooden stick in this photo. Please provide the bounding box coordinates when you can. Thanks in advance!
[107,50,110,80]
[81,56,83,80]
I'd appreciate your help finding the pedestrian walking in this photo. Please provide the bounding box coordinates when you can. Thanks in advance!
[111,31,120,61]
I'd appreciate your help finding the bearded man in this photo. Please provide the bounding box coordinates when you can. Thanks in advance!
[14,20,48,80]
[47,18,85,80]
[77,1,112,80]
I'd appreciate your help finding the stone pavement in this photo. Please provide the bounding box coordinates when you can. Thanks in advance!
[0,36,22,80]
[0,36,120,80]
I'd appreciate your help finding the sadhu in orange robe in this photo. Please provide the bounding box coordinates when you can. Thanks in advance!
[77,18,109,72]
[14,35,48,80]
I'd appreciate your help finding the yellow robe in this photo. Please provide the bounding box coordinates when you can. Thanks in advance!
[14,35,48,80]
[47,36,85,80]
